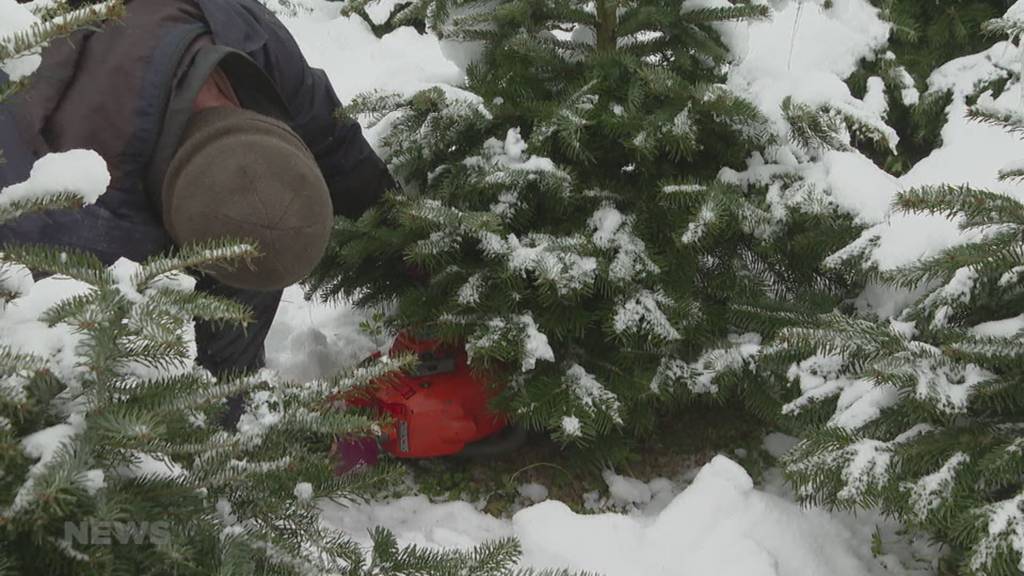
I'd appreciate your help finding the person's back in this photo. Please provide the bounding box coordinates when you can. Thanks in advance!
[0,0,396,422]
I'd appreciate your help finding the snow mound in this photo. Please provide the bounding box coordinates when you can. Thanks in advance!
[323,456,896,576]
[276,5,464,103]
[846,42,1024,302]
[265,286,381,383]
[0,150,110,208]
[321,495,513,549]
[723,0,892,139]
[0,0,41,79]
[518,456,885,576]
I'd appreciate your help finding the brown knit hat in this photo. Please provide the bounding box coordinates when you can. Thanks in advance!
[162,107,333,291]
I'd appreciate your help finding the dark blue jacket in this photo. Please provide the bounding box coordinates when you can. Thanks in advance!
[0,0,393,379]
[0,0,392,263]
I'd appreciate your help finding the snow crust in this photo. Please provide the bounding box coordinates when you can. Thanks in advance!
[0,0,42,79]
[722,0,892,142]
[0,150,109,208]
[4,0,1010,572]
[322,456,908,576]
[714,0,1024,309]
[275,1,464,102]
[265,286,380,383]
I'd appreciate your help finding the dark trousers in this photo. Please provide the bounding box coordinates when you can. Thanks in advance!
[194,274,283,428]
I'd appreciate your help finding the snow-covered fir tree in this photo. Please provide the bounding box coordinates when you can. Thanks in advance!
[840,0,1011,173]
[307,0,862,443]
[0,7,567,574]
[758,7,1024,574]
[874,0,1010,84]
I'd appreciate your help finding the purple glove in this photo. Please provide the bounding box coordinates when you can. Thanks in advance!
[332,436,380,475]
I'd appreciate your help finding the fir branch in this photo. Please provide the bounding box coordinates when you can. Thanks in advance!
[132,240,260,289]
[894,185,1024,228]
[968,105,1024,138]
[0,244,111,286]
[679,4,771,25]
[0,192,85,225]
[0,1,124,63]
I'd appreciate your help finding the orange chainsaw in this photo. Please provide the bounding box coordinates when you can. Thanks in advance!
[331,331,525,473]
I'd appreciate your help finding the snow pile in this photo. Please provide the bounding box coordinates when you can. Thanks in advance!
[599,470,676,513]
[0,273,92,378]
[972,314,1024,338]
[519,457,881,575]
[517,482,549,504]
[265,286,381,382]
[859,43,1024,275]
[719,0,892,144]
[716,0,900,227]
[0,150,109,208]
[322,456,907,576]
[0,0,41,80]
[272,0,464,103]
[715,0,1024,325]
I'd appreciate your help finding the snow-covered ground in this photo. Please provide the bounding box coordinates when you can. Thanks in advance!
[261,0,1015,572]
[316,438,939,576]
[271,292,936,575]
[6,0,1023,572]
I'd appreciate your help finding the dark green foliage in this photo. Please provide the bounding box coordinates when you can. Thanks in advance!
[847,0,1012,173]
[1,11,575,575]
[311,0,860,446]
[0,236,414,575]
[0,219,542,576]
[765,80,1024,574]
[343,527,595,576]
[875,0,1012,85]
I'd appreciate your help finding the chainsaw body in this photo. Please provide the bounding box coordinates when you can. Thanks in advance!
[350,333,507,459]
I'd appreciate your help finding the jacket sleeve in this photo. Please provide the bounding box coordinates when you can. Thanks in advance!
[0,203,172,266]
[246,5,398,220]
[1,67,171,264]
[0,70,34,191]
